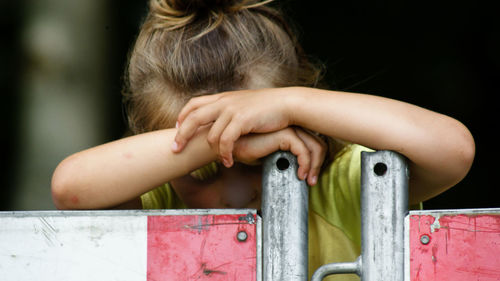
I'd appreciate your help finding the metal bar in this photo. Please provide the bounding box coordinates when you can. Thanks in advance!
[256,211,263,281]
[360,150,409,281]
[310,150,409,281]
[262,151,309,281]
[409,207,500,216]
[310,257,362,281]
[0,208,257,218]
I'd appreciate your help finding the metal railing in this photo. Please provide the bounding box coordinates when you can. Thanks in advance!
[3,150,500,280]
[263,150,409,281]
[0,150,431,281]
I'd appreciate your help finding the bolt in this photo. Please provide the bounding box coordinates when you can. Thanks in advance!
[420,234,430,245]
[237,231,248,242]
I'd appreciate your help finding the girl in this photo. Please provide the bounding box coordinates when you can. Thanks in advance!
[51,0,475,280]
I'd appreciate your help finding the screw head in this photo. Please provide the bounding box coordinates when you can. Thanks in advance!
[237,231,248,242]
[420,234,430,245]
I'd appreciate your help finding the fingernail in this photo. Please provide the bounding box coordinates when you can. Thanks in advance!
[311,175,318,185]
[171,141,179,152]
[303,173,308,181]
[222,158,230,167]
[175,121,179,129]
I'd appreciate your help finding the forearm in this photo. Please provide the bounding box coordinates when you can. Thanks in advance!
[51,128,216,209]
[287,87,475,203]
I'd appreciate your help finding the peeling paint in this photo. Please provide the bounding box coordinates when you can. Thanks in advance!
[429,215,441,233]
[238,213,256,224]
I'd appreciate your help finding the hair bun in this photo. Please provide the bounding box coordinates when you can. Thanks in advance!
[169,0,237,13]
[152,0,270,16]
[150,0,272,31]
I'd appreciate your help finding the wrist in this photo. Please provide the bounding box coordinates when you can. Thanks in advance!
[283,87,307,126]
[171,127,218,175]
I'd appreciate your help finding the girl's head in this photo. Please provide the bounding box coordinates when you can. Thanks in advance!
[123,0,322,134]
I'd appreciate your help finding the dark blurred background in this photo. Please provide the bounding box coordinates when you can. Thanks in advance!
[1,0,498,210]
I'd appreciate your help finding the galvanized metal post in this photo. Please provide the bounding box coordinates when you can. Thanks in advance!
[360,150,408,281]
[311,150,409,281]
[262,151,309,281]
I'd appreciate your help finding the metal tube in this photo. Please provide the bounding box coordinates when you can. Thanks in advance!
[262,151,309,281]
[360,150,409,281]
[310,257,362,281]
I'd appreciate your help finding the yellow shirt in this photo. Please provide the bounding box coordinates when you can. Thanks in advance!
[308,144,372,281]
[141,144,372,281]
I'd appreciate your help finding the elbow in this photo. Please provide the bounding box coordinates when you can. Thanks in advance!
[459,132,475,179]
[51,158,82,210]
[448,120,476,183]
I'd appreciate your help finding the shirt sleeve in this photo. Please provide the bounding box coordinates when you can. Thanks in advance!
[140,183,186,209]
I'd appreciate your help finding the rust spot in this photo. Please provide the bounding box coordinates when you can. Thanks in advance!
[431,245,438,263]
[431,244,438,274]
[203,268,227,276]
[197,263,227,277]
[238,213,256,224]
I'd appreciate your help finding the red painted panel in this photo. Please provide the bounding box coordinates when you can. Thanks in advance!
[410,214,500,281]
[147,214,257,281]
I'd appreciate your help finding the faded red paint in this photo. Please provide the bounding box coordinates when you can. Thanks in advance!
[147,213,257,281]
[410,214,500,280]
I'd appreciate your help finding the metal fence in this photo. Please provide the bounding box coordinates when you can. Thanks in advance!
[1,151,499,281]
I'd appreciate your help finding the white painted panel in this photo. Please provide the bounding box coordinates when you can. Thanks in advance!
[0,215,147,281]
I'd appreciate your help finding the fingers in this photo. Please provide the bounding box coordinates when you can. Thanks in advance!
[233,129,310,180]
[207,114,237,167]
[279,129,312,181]
[293,128,327,186]
[175,100,247,167]
[173,89,288,155]
[233,128,326,184]
[176,94,221,126]
[174,92,251,160]
[217,116,256,167]
[173,100,222,152]
[174,93,326,186]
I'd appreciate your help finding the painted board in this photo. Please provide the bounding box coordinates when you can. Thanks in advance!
[0,210,259,281]
[409,209,500,281]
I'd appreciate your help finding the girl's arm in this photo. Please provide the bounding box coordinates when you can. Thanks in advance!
[51,125,325,209]
[288,87,475,204]
[51,128,217,209]
[173,87,475,204]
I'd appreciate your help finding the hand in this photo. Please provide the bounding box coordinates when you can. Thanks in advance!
[172,88,293,165]
[233,127,327,186]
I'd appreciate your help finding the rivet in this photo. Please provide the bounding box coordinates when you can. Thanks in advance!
[420,234,430,245]
[237,231,248,242]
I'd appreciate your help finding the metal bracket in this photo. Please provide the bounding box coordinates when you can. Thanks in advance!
[311,150,409,281]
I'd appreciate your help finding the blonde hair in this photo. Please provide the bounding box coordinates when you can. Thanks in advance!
[123,0,323,134]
